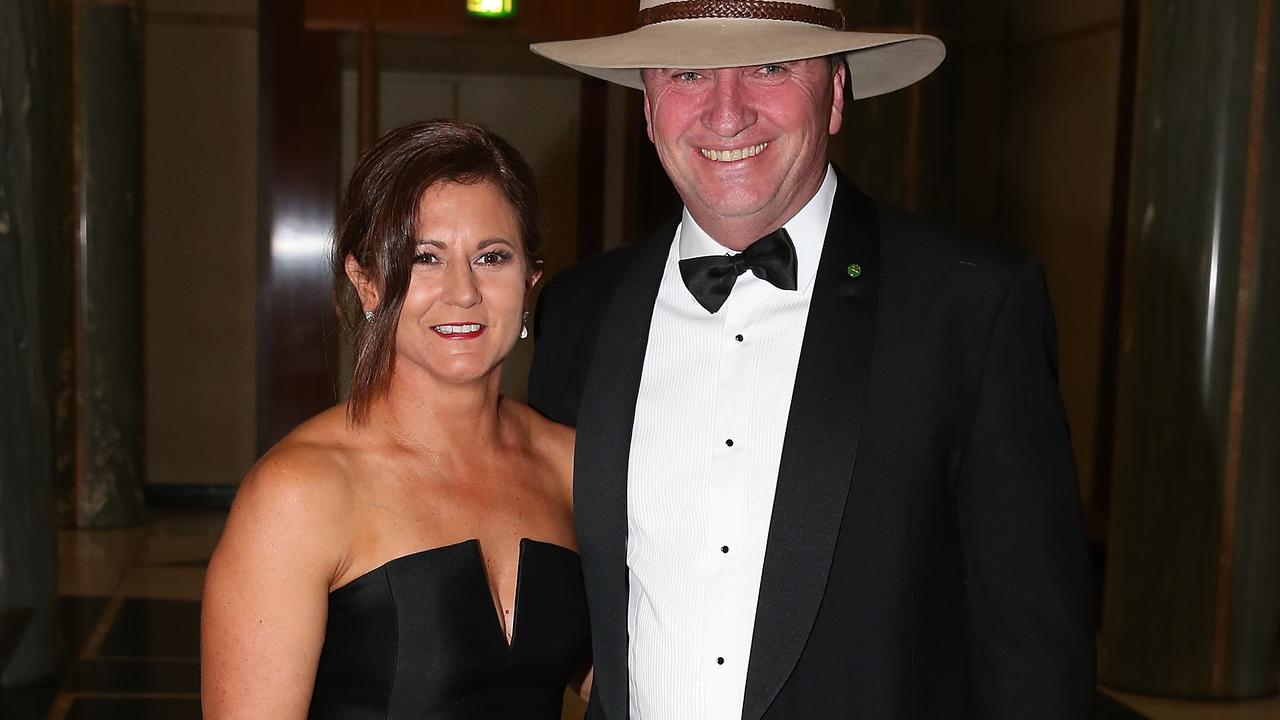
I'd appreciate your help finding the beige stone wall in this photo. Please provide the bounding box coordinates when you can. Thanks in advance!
[143,0,258,486]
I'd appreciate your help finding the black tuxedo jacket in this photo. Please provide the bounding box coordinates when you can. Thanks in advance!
[529,175,1095,719]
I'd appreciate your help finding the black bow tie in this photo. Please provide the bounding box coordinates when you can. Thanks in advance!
[678,228,799,314]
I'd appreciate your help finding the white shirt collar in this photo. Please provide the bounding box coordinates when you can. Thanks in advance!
[676,164,837,295]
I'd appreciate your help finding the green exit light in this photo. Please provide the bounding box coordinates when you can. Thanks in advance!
[467,0,515,18]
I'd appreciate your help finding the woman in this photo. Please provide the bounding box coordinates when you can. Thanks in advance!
[202,120,589,719]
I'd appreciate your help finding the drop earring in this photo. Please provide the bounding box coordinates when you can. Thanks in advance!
[520,311,530,339]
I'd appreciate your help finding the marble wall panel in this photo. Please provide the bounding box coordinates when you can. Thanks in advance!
[57,0,147,528]
[0,0,62,685]
[1102,0,1279,697]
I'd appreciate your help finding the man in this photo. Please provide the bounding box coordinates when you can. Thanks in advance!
[527,2,1095,718]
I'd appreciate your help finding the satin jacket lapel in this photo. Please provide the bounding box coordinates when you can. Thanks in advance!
[574,220,675,720]
[740,178,882,720]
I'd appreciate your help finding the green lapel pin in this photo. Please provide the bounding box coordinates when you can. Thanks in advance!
[846,263,862,278]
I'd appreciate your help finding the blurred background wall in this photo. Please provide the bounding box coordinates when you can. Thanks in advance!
[143,0,258,493]
[0,0,1275,706]
[141,0,1136,521]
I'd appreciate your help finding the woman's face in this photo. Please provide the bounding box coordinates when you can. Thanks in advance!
[394,180,538,386]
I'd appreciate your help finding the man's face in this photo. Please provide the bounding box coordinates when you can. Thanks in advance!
[641,58,845,236]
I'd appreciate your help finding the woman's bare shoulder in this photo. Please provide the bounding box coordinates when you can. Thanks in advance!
[241,408,358,510]
[217,406,363,578]
[502,398,575,504]
[201,408,359,717]
[503,398,574,457]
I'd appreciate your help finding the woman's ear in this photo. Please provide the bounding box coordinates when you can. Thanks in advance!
[526,261,544,292]
[344,255,380,312]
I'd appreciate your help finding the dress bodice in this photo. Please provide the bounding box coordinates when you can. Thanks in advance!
[308,539,590,719]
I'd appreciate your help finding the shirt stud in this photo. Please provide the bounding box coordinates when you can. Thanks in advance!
[847,263,862,278]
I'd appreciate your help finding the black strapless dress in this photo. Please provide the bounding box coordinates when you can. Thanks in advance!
[308,539,590,719]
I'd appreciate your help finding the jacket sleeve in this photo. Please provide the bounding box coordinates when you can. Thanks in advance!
[955,257,1096,718]
[528,269,592,428]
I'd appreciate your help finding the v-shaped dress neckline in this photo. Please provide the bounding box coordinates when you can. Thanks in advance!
[329,538,579,651]
[311,536,590,718]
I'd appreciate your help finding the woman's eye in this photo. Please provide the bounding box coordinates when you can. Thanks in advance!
[476,250,512,265]
[412,252,439,265]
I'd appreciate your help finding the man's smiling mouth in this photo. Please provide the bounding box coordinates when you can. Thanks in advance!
[699,142,768,162]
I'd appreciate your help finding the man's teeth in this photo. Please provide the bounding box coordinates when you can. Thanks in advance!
[700,143,768,162]
[434,323,482,334]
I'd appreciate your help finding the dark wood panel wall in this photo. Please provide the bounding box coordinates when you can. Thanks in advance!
[304,0,634,37]
[257,0,342,454]
[831,1,1147,548]
[261,0,624,446]
[577,78,609,259]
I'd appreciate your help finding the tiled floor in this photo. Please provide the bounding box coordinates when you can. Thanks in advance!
[1101,690,1280,720]
[2,508,586,719]
[43,511,212,719]
[3,507,1276,718]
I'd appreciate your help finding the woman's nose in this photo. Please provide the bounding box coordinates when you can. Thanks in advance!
[441,263,481,308]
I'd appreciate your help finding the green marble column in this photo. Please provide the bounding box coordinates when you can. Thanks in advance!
[0,0,63,687]
[1101,0,1279,699]
[53,0,146,528]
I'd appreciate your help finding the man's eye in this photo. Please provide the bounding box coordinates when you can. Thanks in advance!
[758,64,787,76]
[673,70,702,83]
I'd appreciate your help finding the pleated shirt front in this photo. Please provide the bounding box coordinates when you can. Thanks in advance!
[626,167,836,720]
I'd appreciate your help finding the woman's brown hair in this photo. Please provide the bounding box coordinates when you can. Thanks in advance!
[332,120,542,424]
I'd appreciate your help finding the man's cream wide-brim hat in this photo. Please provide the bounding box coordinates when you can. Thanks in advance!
[530,0,945,99]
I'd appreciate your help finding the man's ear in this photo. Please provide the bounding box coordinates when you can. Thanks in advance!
[829,60,847,136]
[641,77,657,144]
[344,254,380,312]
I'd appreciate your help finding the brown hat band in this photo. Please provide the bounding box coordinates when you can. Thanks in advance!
[639,1,846,31]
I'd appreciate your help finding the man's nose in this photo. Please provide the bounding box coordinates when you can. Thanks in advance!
[442,262,481,308]
[701,72,756,138]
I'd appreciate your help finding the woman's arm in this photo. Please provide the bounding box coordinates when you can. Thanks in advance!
[549,423,591,704]
[574,666,594,703]
[201,448,348,719]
